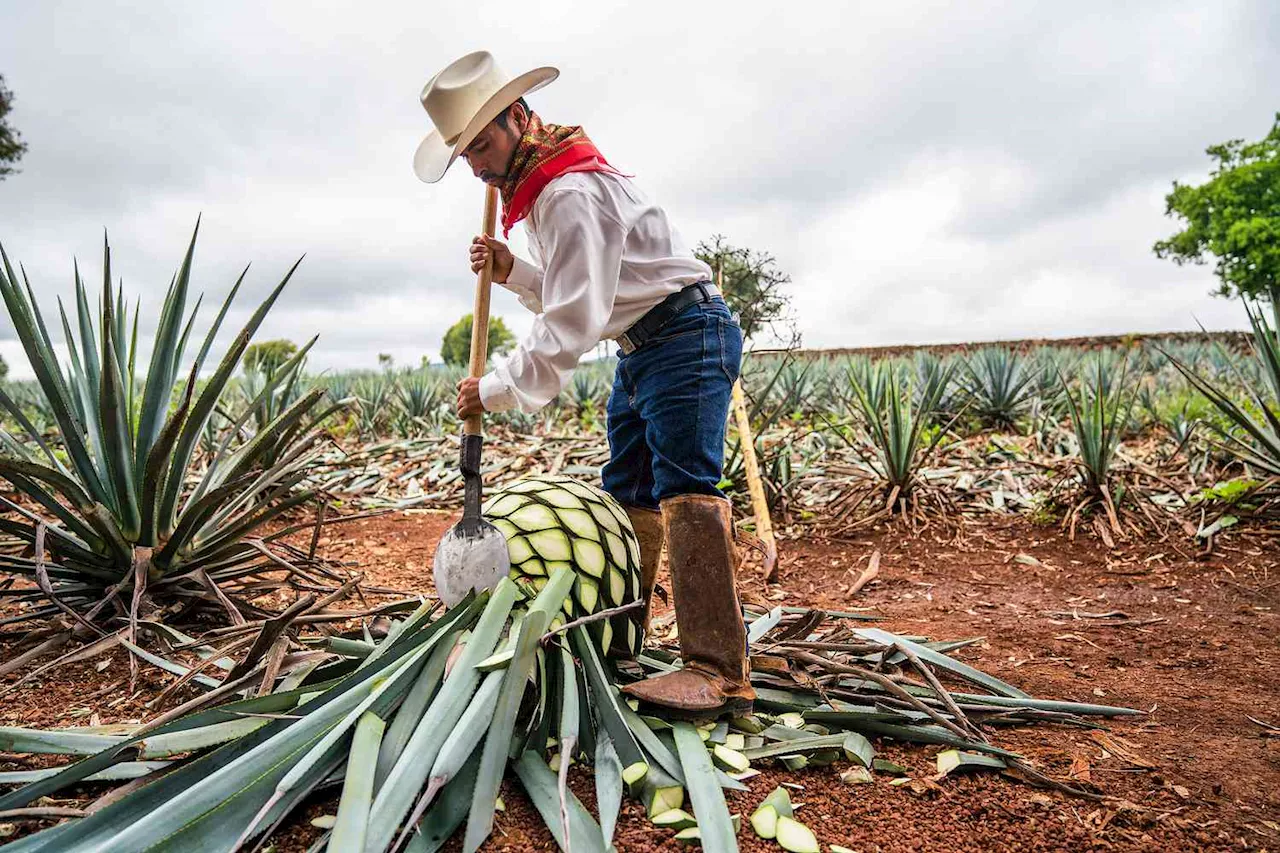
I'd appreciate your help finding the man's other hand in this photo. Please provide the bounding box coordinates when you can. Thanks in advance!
[470,236,514,283]
[456,376,484,419]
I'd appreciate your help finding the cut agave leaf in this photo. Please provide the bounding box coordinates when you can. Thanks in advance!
[0,726,127,756]
[511,751,607,853]
[749,785,793,839]
[571,627,648,790]
[0,761,171,785]
[326,711,384,852]
[775,815,820,853]
[936,748,1007,776]
[652,808,698,831]
[594,731,623,849]
[841,732,875,768]
[464,570,573,853]
[674,826,701,845]
[475,649,515,672]
[672,722,737,853]
[711,744,750,774]
[365,579,518,853]
[404,749,481,853]
[674,815,741,843]
[750,804,779,840]
[872,758,908,776]
[743,733,850,761]
[855,628,1031,699]
[640,765,685,818]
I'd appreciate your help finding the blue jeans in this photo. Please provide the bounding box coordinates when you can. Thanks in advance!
[601,298,743,511]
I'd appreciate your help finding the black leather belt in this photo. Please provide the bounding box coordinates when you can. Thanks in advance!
[615,281,721,355]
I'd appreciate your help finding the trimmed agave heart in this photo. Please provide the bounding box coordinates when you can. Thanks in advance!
[482,475,643,657]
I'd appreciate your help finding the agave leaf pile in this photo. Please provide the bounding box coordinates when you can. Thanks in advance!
[0,226,344,627]
[0,589,1139,852]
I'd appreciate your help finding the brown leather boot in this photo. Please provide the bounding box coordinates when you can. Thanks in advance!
[621,495,754,720]
[626,505,663,634]
[610,505,663,658]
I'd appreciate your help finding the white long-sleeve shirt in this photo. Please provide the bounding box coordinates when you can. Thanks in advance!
[477,170,713,413]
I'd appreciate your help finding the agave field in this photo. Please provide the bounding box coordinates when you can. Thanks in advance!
[1,233,1279,852]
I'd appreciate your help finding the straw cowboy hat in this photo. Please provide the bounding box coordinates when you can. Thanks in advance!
[413,51,558,183]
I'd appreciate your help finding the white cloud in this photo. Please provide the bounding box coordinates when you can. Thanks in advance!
[0,0,1274,380]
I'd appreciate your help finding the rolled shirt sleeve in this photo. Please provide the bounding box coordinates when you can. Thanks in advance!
[479,188,625,413]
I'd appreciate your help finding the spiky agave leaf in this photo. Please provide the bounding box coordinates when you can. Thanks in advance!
[1059,355,1137,499]
[960,347,1038,429]
[834,357,959,498]
[1167,298,1280,475]
[0,227,336,624]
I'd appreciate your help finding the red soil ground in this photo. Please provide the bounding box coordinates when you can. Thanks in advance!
[3,509,1278,851]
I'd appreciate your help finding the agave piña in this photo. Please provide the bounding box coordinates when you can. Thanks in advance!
[482,474,644,656]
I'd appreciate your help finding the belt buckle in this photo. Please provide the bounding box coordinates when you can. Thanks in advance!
[616,332,637,355]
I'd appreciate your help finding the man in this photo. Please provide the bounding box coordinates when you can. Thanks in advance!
[414,51,753,719]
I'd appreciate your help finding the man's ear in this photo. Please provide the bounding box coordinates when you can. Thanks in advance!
[510,101,530,132]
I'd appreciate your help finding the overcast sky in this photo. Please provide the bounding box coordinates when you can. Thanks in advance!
[0,0,1276,379]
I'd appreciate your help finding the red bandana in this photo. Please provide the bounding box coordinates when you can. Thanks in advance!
[498,114,622,237]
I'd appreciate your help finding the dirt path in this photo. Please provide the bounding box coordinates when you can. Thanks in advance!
[3,510,1278,851]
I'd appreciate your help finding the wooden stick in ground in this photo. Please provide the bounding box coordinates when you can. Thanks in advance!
[717,260,779,583]
[730,379,778,581]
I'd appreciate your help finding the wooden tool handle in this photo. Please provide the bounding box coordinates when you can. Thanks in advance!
[719,261,779,581]
[731,378,778,580]
[464,185,500,436]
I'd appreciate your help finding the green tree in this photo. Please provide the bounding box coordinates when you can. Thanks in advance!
[1154,114,1280,303]
[440,314,516,367]
[243,338,298,376]
[695,235,796,343]
[0,75,28,180]
[0,353,8,380]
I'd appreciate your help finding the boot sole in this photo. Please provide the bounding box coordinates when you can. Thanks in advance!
[638,696,754,723]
